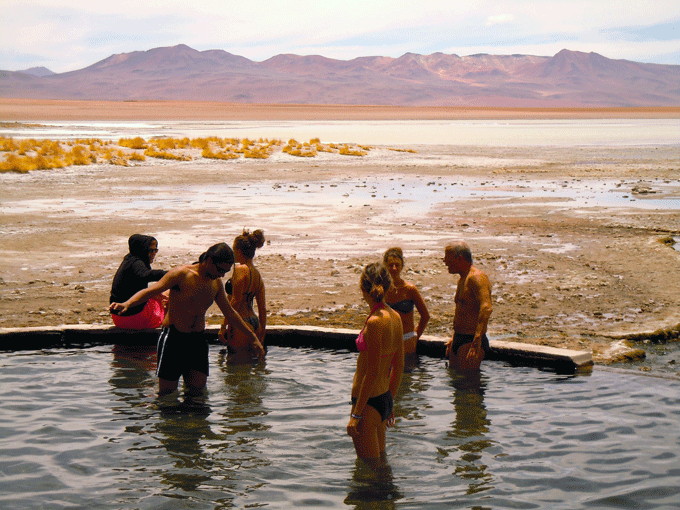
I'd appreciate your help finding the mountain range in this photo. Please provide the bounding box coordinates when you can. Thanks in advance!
[2,44,679,107]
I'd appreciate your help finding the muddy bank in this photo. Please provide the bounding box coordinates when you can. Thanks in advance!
[0,132,679,372]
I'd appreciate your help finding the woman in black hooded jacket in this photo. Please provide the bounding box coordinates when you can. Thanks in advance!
[110,234,168,328]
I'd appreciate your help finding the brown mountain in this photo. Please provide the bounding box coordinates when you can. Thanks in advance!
[1,44,678,106]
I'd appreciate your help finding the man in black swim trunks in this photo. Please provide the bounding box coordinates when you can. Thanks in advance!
[443,241,493,371]
[110,242,264,396]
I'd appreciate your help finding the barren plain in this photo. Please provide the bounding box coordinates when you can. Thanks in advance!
[1,101,679,370]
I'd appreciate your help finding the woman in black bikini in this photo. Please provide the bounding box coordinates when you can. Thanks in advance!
[218,229,267,359]
[347,262,404,465]
[382,247,430,357]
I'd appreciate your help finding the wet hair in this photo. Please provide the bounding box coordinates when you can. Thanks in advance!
[360,262,392,303]
[446,241,473,264]
[383,247,404,266]
[198,243,234,265]
[233,229,265,259]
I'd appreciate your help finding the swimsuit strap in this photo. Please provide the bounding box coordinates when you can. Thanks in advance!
[243,266,261,306]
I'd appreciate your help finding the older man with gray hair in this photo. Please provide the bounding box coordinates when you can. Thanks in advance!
[443,241,493,371]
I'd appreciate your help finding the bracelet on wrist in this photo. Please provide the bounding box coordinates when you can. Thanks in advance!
[351,413,362,420]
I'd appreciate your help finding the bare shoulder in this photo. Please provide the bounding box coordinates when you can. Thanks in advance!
[471,266,491,284]
[365,311,389,332]
[165,264,192,280]
[404,280,422,296]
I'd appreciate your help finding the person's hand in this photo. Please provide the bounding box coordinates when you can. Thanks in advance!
[386,412,395,428]
[218,325,228,344]
[459,338,484,371]
[347,416,360,437]
[109,302,127,315]
[252,338,266,359]
[445,338,453,358]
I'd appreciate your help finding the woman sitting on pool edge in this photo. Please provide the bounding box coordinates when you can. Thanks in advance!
[383,247,430,360]
[347,262,404,466]
[219,229,267,359]
[110,234,168,329]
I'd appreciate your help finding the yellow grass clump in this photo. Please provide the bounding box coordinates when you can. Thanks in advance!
[0,134,392,173]
[0,137,18,152]
[0,153,65,172]
[202,148,239,160]
[338,144,367,156]
[119,137,148,150]
[144,147,192,161]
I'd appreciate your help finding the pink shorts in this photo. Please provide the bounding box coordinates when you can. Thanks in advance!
[111,296,165,329]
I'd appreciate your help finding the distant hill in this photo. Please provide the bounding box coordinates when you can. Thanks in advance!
[17,66,56,77]
[1,44,678,107]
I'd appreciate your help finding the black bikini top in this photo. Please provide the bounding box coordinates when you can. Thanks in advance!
[387,299,415,314]
[225,266,261,308]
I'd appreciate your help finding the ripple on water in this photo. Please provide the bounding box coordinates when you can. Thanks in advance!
[0,346,679,509]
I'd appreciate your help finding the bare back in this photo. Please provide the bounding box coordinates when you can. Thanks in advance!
[352,306,404,398]
[453,266,492,335]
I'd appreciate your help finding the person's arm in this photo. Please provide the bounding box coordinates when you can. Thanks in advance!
[389,320,405,397]
[214,281,265,358]
[411,286,430,340]
[109,268,179,315]
[347,317,382,437]
[255,281,267,342]
[219,266,241,339]
[130,259,167,282]
[472,273,493,346]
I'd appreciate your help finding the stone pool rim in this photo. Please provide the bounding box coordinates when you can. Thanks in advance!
[0,324,592,373]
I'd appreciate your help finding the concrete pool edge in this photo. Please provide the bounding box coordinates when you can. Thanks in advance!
[0,324,592,372]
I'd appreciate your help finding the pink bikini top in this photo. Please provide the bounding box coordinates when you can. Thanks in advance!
[356,302,384,352]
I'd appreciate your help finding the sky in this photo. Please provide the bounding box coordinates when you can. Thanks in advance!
[2,0,679,73]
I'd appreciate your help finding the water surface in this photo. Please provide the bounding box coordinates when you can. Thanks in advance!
[1,345,679,509]
[3,119,680,146]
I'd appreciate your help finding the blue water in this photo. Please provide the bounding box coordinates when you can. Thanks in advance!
[1,345,679,509]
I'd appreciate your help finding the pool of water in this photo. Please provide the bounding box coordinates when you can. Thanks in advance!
[1,345,679,509]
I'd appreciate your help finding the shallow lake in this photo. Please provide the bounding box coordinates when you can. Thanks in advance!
[1,345,679,509]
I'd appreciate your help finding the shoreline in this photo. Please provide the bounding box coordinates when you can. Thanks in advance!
[1,115,679,374]
[2,99,680,121]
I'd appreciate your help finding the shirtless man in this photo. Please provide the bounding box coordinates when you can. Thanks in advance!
[443,241,493,371]
[109,242,265,396]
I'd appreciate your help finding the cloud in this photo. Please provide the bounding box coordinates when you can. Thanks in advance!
[1,0,679,71]
[486,14,515,27]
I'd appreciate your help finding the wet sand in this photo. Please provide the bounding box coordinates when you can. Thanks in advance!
[1,101,679,369]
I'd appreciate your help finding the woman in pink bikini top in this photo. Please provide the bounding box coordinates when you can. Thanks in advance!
[347,262,405,465]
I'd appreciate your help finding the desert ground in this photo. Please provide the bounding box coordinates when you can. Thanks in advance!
[1,100,679,368]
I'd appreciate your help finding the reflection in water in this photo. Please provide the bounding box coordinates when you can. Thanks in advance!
[109,345,156,396]
[394,358,432,423]
[108,344,157,430]
[154,403,215,492]
[344,458,403,509]
[217,348,271,431]
[443,370,493,495]
[6,346,678,509]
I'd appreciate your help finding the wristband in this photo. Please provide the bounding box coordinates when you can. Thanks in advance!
[351,413,362,420]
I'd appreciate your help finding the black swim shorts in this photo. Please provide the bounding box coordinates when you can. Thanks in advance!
[156,325,209,381]
[451,332,491,356]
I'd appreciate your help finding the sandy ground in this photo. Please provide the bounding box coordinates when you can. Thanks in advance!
[1,102,679,368]
[2,99,680,121]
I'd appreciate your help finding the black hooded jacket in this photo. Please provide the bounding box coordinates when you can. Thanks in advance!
[110,234,167,316]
